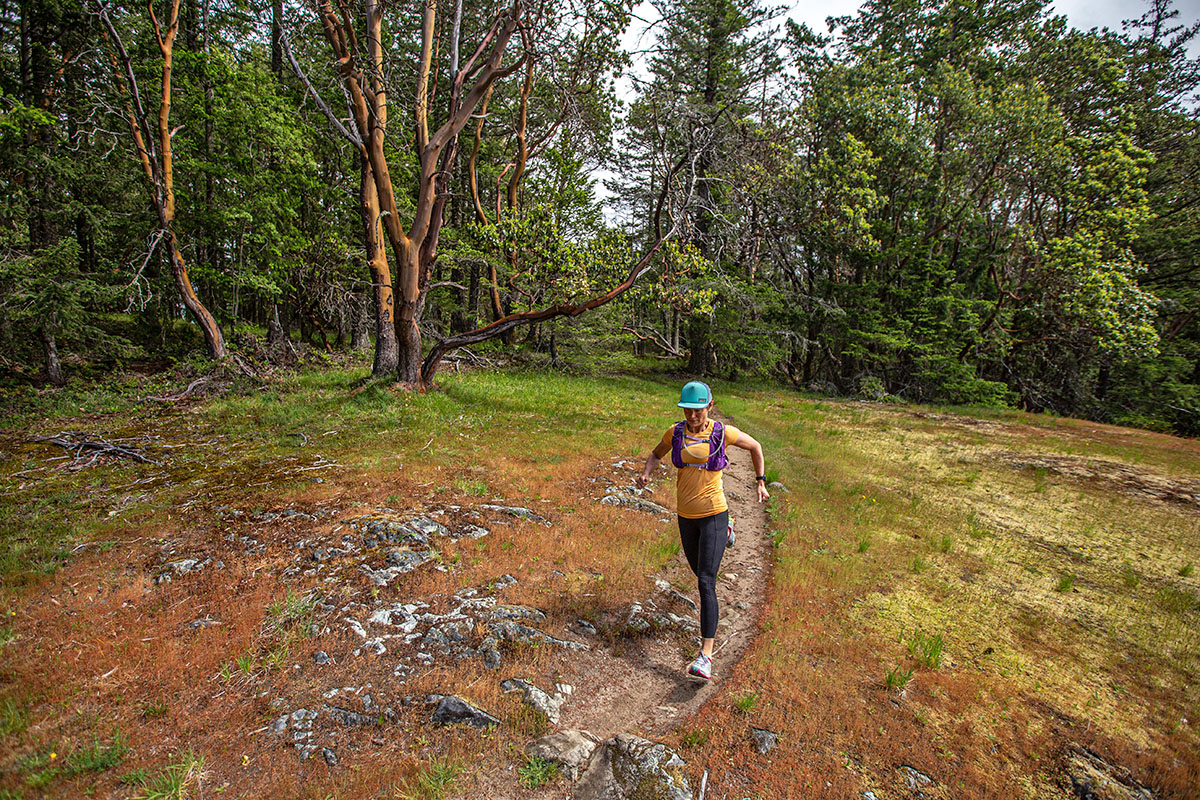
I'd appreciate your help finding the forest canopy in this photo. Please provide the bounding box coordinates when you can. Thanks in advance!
[2,0,1198,434]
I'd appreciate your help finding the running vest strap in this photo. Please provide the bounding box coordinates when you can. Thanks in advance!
[670,421,728,471]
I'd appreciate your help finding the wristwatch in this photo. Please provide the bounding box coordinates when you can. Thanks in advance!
[756,475,766,482]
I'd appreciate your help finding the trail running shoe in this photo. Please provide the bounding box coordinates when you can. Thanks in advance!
[726,521,735,549]
[687,652,712,681]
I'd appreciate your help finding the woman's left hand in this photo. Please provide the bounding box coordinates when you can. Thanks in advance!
[757,482,770,503]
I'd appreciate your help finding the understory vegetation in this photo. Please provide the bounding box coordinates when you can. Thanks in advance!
[1,362,1197,797]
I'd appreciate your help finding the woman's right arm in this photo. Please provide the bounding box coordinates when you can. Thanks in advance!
[636,441,670,488]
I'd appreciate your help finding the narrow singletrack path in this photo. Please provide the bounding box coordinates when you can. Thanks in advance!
[560,421,771,740]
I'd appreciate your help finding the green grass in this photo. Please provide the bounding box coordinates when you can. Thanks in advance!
[517,756,559,788]
[454,477,489,496]
[734,692,758,713]
[910,555,928,573]
[141,702,169,720]
[0,697,27,737]
[12,732,127,790]
[906,631,945,669]
[65,731,129,773]
[1054,573,1075,593]
[396,757,463,800]
[885,665,913,689]
[1156,585,1199,614]
[1181,563,1194,578]
[680,728,710,748]
[267,589,320,639]
[128,749,204,800]
[933,534,953,553]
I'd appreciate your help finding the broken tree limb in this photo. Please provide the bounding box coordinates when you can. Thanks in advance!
[143,376,211,403]
[35,433,160,466]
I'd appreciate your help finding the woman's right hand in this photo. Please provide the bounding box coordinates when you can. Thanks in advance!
[635,472,650,489]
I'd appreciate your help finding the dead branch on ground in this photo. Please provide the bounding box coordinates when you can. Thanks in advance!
[35,432,161,468]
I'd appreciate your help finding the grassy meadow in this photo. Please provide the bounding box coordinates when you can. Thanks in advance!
[0,364,1197,798]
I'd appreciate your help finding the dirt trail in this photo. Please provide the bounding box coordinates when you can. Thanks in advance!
[559,428,771,741]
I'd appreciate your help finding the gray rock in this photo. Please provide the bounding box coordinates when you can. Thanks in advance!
[456,524,490,539]
[321,747,338,766]
[526,730,597,781]
[1063,746,1155,800]
[271,715,288,735]
[359,548,434,586]
[575,733,692,800]
[326,706,376,727]
[599,492,670,515]
[750,728,778,755]
[481,645,502,670]
[386,548,433,570]
[575,619,598,635]
[430,695,500,728]
[493,574,518,589]
[187,617,220,629]
[312,650,332,665]
[500,678,564,724]
[488,620,589,651]
[490,604,547,623]
[767,481,788,493]
[898,765,933,790]
[862,792,878,800]
[655,578,699,611]
[289,708,316,728]
[409,517,451,538]
[423,627,450,652]
[156,557,209,584]
[481,504,551,526]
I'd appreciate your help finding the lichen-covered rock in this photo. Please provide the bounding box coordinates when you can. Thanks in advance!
[750,728,778,755]
[500,678,564,724]
[481,504,552,526]
[408,517,451,538]
[898,765,932,790]
[430,695,500,728]
[488,620,589,651]
[599,487,670,515]
[1063,746,1155,800]
[490,604,547,623]
[326,705,376,727]
[575,733,693,800]
[526,730,597,781]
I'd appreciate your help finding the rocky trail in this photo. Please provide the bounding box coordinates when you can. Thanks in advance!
[121,419,774,798]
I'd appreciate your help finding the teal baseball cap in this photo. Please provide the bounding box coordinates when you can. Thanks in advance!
[677,381,713,408]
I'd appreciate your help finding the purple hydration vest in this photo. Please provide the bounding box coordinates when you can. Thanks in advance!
[671,421,728,471]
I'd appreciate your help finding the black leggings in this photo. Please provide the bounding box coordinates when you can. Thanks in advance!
[678,510,728,639]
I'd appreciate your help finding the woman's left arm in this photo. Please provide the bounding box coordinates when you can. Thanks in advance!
[730,433,770,503]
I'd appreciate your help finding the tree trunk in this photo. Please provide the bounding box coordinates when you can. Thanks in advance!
[167,234,225,358]
[351,288,372,351]
[42,318,65,387]
[359,154,399,375]
[268,302,286,346]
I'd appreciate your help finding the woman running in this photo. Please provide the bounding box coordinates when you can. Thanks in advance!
[635,381,769,681]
